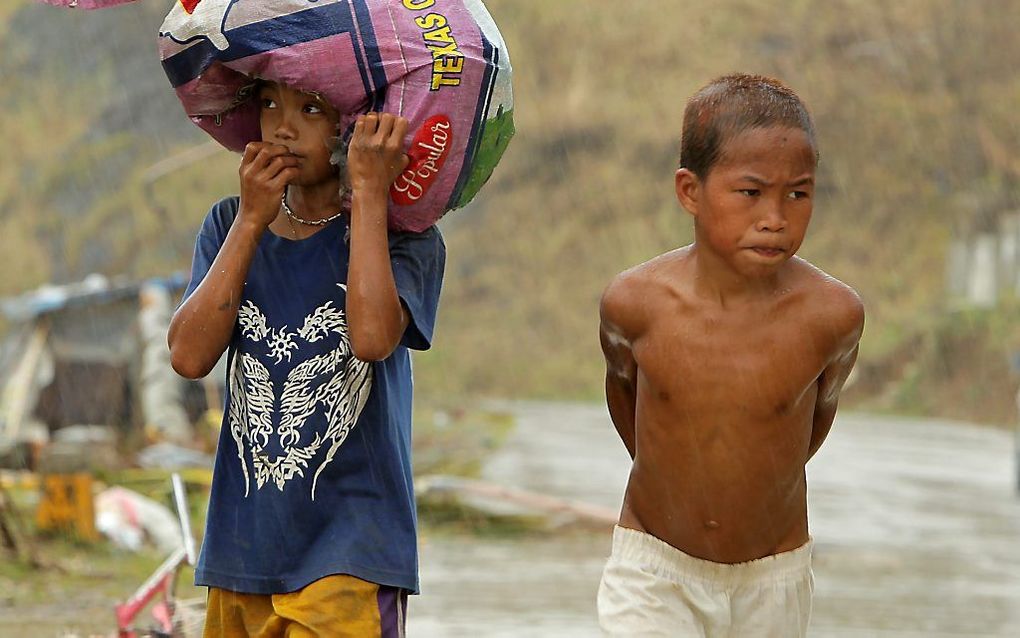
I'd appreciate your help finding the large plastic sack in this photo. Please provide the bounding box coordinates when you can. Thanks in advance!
[36,0,515,232]
[38,0,136,7]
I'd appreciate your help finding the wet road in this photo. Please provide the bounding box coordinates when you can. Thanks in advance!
[408,402,1020,637]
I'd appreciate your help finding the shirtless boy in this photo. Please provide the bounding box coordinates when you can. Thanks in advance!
[597,74,864,637]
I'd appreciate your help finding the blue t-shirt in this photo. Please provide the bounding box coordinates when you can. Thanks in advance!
[183,197,445,594]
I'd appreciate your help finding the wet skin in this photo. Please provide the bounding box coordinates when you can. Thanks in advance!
[600,126,864,563]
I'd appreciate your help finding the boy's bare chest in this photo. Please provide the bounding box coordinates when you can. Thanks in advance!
[634,312,827,416]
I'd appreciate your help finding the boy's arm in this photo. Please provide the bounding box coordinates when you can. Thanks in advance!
[600,281,640,459]
[808,300,865,460]
[346,113,412,362]
[168,143,299,379]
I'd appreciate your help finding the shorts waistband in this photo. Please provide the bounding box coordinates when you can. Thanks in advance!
[610,525,812,586]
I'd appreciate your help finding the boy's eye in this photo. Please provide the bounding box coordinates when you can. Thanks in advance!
[787,190,809,200]
[261,98,277,109]
[304,103,324,114]
[738,189,760,197]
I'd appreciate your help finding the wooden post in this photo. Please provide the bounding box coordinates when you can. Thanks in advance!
[0,482,43,567]
[0,487,22,556]
[1,323,49,442]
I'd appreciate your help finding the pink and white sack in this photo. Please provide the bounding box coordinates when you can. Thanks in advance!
[37,0,515,232]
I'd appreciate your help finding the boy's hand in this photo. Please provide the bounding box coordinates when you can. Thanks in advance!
[347,112,410,196]
[238,142,301,229]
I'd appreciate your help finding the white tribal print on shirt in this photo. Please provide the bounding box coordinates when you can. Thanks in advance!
[228,284,372,501]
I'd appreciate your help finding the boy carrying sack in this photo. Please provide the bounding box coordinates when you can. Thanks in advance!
[169,80,443,637]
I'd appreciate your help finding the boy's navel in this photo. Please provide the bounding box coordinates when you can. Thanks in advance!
[704,520,720,530]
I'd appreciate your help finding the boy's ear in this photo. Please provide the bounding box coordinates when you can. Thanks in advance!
[675,168,701,217]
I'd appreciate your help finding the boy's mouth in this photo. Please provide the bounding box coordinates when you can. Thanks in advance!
[748,247,785,258]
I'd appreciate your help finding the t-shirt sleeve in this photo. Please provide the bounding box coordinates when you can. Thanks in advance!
[389,226,446,351]
[182,197,239,303]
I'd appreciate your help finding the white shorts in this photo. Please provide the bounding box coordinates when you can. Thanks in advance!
[597,526,813,637]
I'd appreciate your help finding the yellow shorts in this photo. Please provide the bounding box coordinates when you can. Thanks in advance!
[203,574,407,638]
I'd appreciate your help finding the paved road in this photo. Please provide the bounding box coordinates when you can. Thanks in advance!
[409,402,1020,637]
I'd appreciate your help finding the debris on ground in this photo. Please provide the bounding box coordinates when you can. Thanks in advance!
[95,486,181,553]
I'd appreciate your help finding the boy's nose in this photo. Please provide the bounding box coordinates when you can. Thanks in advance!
[274,117,297,141]
[756,204,787,232]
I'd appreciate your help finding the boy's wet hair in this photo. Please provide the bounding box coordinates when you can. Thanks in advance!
[679,73,817,178]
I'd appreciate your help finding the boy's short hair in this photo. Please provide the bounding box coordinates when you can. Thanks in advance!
[679,73,817,178]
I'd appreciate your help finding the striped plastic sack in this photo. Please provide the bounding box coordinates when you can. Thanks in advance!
[38,0,137,7]
[36,0,514,232]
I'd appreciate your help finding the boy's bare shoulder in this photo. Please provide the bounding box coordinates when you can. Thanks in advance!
[789,257,865,339]
[600,247,692,334]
